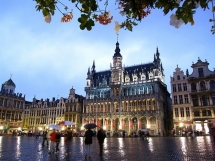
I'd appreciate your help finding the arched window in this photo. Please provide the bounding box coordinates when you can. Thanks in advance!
[210,80,215,89]
[200,81,206,90]
[177,75,180,80]
[140,86,144,94]
[145,87,148,94]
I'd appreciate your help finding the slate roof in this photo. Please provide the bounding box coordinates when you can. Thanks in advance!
[3,78,16,87]
[92,62,154,85]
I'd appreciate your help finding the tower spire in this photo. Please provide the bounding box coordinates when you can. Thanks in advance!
[156,47,160,60]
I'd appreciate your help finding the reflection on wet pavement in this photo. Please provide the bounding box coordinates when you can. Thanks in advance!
[0,135,215,161]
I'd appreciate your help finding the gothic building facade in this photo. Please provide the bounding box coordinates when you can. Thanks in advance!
[82,42,172,136]
[171,58,215,135]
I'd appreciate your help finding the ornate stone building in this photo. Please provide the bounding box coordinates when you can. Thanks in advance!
[65,87,85,131]
[171,66,192,134]
[22,87,85,132]
[82,41,172,136]
[23,97,66,131]
[0,78,25,133]
[171,58,215,135]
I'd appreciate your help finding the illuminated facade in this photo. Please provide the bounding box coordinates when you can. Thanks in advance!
[22,87,84,132]
[82,41,172,136]
[0,78,24,133]
[171,58,215,134]
[65,87,85,132]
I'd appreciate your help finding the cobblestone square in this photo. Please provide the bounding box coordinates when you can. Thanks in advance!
[0,135,215,161]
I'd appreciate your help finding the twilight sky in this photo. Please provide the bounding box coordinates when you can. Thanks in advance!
[0,0,215,101]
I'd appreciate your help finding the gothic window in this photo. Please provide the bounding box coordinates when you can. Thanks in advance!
[177,75,180,80]
[174,96,178,104]
[175,108,179,117]
[183,83,187,91]
[191,83,197,91]
[178,83,182,92]
[145,87,148,94]
[186,107,190,117]
[210,80,215,89]
[192,95,198,107]
[140,87,144,94]
[180,108,184,117]
[198,68,204,77]
[173,84,177,92]
[200,81,206,90]
[148,85,153,94]
[132,88,135,95]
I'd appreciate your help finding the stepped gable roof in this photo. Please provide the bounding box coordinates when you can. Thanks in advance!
[3,78,16,87]
[124,62,154,80]
[92,70,111,86]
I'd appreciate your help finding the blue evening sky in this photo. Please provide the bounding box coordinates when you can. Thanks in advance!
[0,0,215,101]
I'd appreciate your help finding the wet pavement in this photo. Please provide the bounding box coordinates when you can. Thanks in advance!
[0,135,215,161]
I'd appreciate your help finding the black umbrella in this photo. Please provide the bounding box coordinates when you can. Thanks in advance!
[84,123,97,129]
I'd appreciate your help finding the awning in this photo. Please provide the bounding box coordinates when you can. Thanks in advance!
[193,118,209,121]
[9,126,20,128]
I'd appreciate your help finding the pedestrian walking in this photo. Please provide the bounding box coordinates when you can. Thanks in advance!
[49,129,56,154]
[211,125,215,143]
[84,128,94,158]
[97,127,106,156]
[64,127,73,155]
[55,130,61,153]
[42,130,49,146]
[122,130,126,139]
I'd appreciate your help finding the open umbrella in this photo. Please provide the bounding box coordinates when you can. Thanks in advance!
[58,121,75,126]
[48,124,59,130]
[84,123,97,129]
[140,128,148,132]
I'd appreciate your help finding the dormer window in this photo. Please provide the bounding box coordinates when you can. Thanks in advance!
[198,68,204,77]
[133,76,137,82]
[177,75,180,80]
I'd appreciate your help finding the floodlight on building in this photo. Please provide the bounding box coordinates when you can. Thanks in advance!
[103,125,107,130]
[179,123,184,127]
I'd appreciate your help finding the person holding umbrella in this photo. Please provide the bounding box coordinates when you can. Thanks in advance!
[84,125,94,158]
[97,127,106,156]
[65,127,73,155]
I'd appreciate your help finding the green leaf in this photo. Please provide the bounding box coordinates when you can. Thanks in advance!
[42,8,49,16]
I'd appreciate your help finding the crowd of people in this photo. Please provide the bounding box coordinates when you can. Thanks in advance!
[39,126,107,157]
